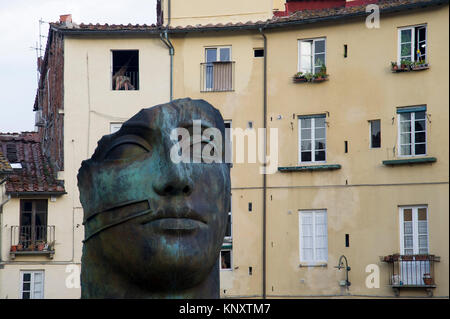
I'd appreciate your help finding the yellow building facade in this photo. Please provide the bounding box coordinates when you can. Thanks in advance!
[0,0,448,299]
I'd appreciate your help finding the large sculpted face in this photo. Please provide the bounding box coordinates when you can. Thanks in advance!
[77,98,230,292]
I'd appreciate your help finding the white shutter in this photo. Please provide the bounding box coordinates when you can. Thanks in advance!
[398,27,414,63]
[299,210,328,263]
[299,41,313,74]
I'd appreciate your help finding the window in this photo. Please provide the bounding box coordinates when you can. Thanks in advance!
[298,38,326,74]
[370,120,381,148]
[224,121,232,165]
[299,210,328,263]
[20,271,44,299]
[110,123,123,134]
[400,206,429,255]
[254,48,264,57]
[398,25,427,63]
[112,50,139,90]
[397,106,427,156]
[298,115,326,163]
[220,195,232,271]
[20,200,48,249]
[202,46,234,92]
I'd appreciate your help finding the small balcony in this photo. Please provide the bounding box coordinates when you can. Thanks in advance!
[10,225,55,259]
[200,61,235,92]
[381,254,440,296]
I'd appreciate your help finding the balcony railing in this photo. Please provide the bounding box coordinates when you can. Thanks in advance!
[10,225,55,259]
[112,71,139,90]
[200,61,235,92]
[381,254,440,296]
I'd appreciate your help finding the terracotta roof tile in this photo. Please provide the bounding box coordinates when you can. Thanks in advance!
[0,150,12,174]
[0,133,65,195]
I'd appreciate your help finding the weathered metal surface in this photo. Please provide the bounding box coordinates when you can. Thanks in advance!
[77,98,230,298]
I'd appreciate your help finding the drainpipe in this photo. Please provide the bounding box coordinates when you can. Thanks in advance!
[0,179,12,263]
[159,0,174,101]
[258,27,267,299]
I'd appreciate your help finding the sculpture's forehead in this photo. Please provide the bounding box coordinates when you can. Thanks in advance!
[122,101,222,132]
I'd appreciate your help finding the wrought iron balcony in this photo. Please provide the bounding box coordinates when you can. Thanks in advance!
[381,254,440,296]
[10,225,55,259]
[200,61,235,92]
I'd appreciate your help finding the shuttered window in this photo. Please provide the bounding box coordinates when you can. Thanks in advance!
[299,210,328,263]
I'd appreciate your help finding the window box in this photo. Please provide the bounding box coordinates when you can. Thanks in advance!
[391,61,429,73]
[293,69,329,83]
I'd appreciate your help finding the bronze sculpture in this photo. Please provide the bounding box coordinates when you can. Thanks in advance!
[77,98,230,298]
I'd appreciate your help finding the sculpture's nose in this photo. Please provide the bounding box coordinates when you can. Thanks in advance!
[153,172,193,196]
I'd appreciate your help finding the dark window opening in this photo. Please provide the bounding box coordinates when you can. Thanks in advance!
[249,267,253,275]
[249,202,252,212]
[345,141,348,153]
[370,120,381,148]
[345,234,350,247]
[112,50,139,90]
[254,49,264,57]
[344,44,348,58]
[220,250,231,270]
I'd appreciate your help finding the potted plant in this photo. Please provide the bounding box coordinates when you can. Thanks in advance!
[423,273,432,285]
[400,59,411,71]
[402,255,413,261]
[47,240,56,251]
[293,72,307,82]
[415,254,428,261]
[304,72,314,82]
[37,241,45,251]
[28,243,35,251]
[313,64,328,82]
[10,245,17,252]
[391,61,399,72]
[17,243,23,251]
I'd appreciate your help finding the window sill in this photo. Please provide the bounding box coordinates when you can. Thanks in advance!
[382,157,437,166]
[299,263,327,268]
[10,250,55,260]
[278,164,341,172]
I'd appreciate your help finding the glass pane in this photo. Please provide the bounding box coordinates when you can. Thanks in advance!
[315,127,325,139]
[404,221,413,234]
[415,143,426,155]
[418,235,428,248]
[400,113,411,121]
[315,117,326,128]
[314,40,325,53]
[404,249,414,255]
[23,282,31,291]
[418,208,427,220]
[220,251,231,269]
[303,249,313,261]
[22,292,30,299]
[300,55,312,73]
[314,53,326,68]
[418,248,428,254]
[415,111,426,120]
[300,41,312,55]
[301,140,312,151]
[403,209,413,221]
[301,128,311,140]
[301,152,311,162]
[36,200,47,212]
[220,48,231,61]
[302,225,312,236]
[23,273,31,282]
[205,48,217,63]
[23,201,32,211]
[400,145,411,156]
[400,133,411,144]
[225,214,231,237]
[404,235,413,248]
[401,43,411,59]
[418,221,428,234]
[300,118,311,129]
[315,140,326,150]
[401,29,412,43]
[315,151,326,161]
[415,132,426,143]
[371,120,381,148]
[417,27,426,42]
[415,120,426,132]
[400,122,411,133]
[302,236,313,248]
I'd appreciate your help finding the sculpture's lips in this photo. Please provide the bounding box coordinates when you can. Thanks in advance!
[140,209,207,231]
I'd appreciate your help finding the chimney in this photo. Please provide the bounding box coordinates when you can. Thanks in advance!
[59,14,72,24]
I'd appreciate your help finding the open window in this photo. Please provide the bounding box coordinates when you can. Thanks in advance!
[398,25,427,64]
[112,50,139,90]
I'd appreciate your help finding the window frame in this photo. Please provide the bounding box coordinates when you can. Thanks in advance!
[397,24,427,64]
[220,193,232,271]
[204,46,232,63]
[397,108,427,157]
[219,249,233,271]
[298,37,327,74]
[111,49,140,91]
[298,115,327,164]
[20,270,45,299]
[299,209,328,264]
[399,205,429,255]
[110,123,123,134]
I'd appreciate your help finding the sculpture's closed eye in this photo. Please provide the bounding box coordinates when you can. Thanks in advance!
[104,135,151,160]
